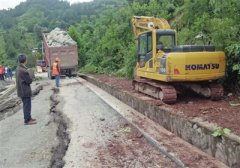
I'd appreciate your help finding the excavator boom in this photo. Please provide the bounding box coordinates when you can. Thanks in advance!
[132,16,171,41]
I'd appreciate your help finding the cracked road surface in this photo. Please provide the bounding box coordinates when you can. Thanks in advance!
[0,81,58,168]
[0,73,228,168]
[0,75,178,168]
[60,78,177,168]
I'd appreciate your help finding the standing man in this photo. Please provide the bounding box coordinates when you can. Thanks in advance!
[52,57,60,87]
[16,54,37,125]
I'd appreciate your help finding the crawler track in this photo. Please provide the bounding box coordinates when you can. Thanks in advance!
[133,78,177,104]
[132,78,224,103]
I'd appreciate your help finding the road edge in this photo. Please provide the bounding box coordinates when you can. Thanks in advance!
[79,74,239,168]
[77,77,228,168]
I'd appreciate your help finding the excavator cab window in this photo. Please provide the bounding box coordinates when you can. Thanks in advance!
[156,30,176,52]
[137,32,152,67]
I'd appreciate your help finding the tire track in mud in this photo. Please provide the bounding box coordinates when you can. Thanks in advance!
[49,88,70,168]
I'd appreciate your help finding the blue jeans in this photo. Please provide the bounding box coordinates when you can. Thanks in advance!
[22,97,32,123]
[55,75,60,87]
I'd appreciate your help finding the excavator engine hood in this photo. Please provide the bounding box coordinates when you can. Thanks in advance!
[161,50,226,82]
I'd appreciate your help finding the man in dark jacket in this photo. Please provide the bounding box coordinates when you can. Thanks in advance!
[16,54,37,125]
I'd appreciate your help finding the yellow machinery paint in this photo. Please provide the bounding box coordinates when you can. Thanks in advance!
[137,51,226,81]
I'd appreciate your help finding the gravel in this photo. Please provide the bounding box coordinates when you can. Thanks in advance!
[46,27,77,47]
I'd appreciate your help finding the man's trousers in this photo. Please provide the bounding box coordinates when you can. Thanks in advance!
[21,97,32,123]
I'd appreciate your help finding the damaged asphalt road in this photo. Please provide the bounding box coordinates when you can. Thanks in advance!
[0,74,179,168]
[0,80,58,168]
[0,73,229,168]
[58,78,178,168]
[0,83,43,121]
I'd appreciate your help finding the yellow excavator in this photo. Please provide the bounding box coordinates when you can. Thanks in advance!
[132,16,226,103]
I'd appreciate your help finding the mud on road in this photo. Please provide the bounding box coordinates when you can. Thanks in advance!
[57,78,178,168]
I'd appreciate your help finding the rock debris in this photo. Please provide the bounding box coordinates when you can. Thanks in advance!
[46,27,76,47]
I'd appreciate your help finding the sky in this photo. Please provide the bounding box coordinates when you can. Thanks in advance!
[0,0,93,10]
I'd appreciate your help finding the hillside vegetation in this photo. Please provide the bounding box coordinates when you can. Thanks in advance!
[0,0,239,88]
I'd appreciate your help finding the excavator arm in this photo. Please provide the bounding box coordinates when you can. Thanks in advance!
[132,16,173,71]
[131,16,171,40]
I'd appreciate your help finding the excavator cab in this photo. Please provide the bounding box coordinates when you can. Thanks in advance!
[137,30,176,68]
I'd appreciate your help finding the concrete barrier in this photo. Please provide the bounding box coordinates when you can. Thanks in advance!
[80,74,240,168]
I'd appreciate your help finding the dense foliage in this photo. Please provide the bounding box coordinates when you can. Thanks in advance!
[177,0,240,86]
[0,0,239,86]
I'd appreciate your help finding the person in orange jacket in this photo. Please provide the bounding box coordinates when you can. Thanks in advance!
[52,57,60,87]
[0,65,4,80]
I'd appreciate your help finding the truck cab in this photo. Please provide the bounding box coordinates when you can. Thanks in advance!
[36,60,47,73]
